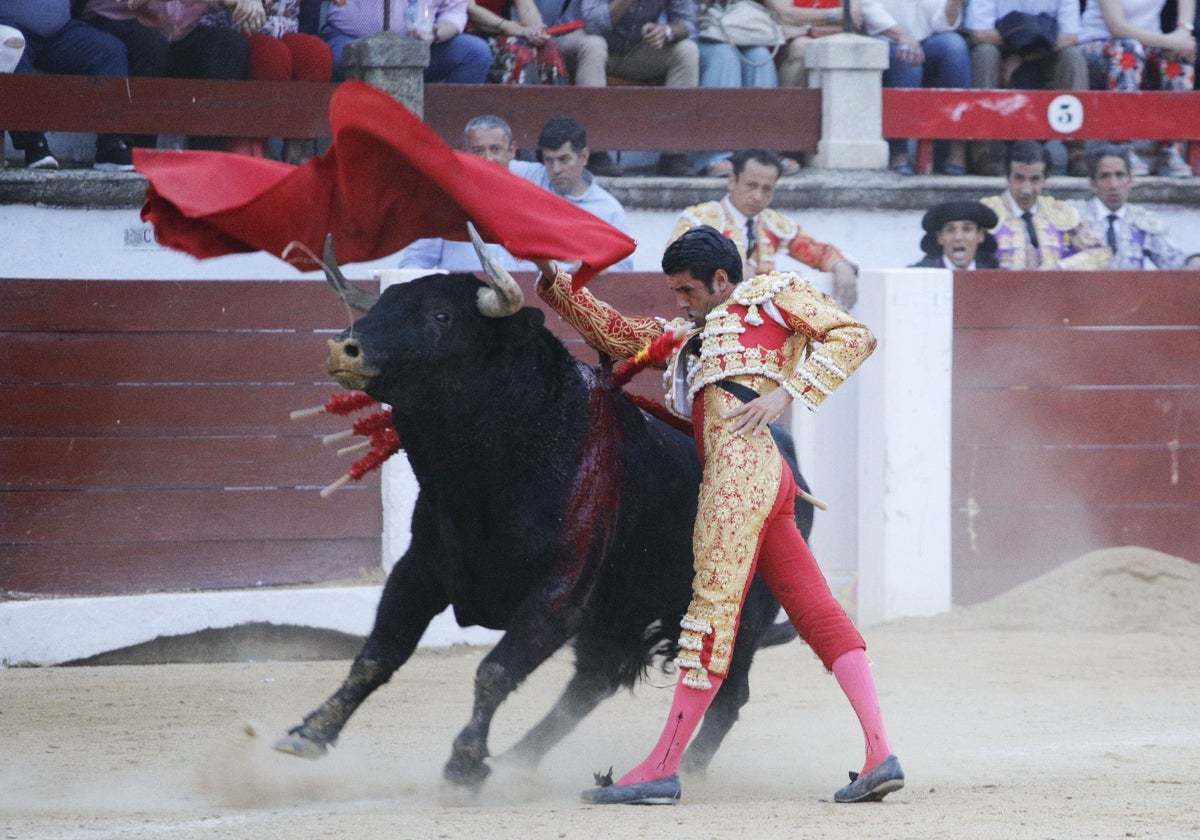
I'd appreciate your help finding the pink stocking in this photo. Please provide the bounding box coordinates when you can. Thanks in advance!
[617,672,724,785]
[831,648,893,775]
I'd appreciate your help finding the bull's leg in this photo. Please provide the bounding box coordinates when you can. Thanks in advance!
[274,559,448,758]
[443,602,584,789]
[496,658,624,770]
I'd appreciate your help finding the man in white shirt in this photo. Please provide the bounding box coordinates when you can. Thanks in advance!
[399,114,634,272]
[398,114,537,272]
[508,116,635,271]
[1073,143,1186,270]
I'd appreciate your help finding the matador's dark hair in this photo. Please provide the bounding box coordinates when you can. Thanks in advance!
[662,225,743,288]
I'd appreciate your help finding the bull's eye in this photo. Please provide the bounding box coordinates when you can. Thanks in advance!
[433,312,450,324]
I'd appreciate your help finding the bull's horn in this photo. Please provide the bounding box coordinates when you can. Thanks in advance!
[468,221,523,318]
[320,234,379,312]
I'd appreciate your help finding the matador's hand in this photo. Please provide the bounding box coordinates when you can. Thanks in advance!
[832,261,858,309]
[533,258,560,292]
[723,387,792,436]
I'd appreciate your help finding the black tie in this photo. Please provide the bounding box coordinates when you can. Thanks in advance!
[745,217,757,260]
[1106,213,1118,251]
[1021,211,1039,249]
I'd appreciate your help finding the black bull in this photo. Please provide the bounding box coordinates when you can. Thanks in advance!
[275,267,814,789]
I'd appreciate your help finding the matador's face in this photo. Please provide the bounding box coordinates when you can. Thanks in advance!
[667,270,734,327]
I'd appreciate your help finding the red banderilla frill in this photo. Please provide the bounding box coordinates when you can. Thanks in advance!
[290,393,402,497]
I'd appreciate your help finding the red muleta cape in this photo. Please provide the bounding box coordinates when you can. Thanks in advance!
[136,80,635,288]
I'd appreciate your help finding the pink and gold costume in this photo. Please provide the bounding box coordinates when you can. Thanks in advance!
[538,268,874,688]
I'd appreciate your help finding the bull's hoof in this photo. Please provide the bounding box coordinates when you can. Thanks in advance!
[273,731,329,760]
[443,755,492,791]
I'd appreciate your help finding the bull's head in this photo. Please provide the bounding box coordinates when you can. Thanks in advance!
[320,223,524,316]
[321,224,534,396]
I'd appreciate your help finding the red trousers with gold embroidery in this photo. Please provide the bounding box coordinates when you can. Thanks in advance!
[677,386,865,688]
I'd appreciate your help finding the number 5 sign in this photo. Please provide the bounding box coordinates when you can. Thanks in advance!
[1048,94,1085,134]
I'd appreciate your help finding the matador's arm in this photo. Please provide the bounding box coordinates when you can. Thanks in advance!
[774,277,876,411]
[535,265,665,363]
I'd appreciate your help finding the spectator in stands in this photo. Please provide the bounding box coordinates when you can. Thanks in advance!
[964,0,1090,176]
[321,0,492,82]
[863,0,971,175]
[1185,252,1200,267]
[669,148,859,307]
[1,24,25,73]
[690,1,801,177]
[1073,143,1187,268]
[910,199,1000,268]
[201,0,333,163]
[510,116,635,268]
[0,23,22,169]
[0,2,134,170]
[466,0,569,84]
[399,115,634,270]
[1078,0,1195,177]
[529,0,609,85]
[399,114,535,271]
[771,0,862,89]
[980,140,1112,269]
[82,0,257,152]
[580,0,699,175]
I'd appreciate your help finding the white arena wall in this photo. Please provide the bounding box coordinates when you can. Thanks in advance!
[3,198,1195,664]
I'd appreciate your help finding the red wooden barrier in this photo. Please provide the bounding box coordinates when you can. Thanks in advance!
[883,88,1200,175]
[0,274,672,597]
[950,270,1200,604]
[0,74,822,155]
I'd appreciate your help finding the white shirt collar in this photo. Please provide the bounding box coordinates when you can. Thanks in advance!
[942,255,976,270]
[722,194,751,227]
[1003,190,1037,217]
[1089,197,1126,221]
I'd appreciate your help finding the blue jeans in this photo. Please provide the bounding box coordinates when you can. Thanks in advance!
[694,40,779,172]
[882,31,971,162]
[699,40,778,88]
[6,19,128,152]
[323,22,491,83]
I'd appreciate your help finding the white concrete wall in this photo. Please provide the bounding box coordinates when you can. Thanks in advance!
[4,203,1199,280]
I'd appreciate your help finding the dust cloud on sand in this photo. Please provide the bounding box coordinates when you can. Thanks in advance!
[2,546,1197,840]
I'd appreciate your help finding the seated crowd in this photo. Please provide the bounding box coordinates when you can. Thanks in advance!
[405,125,1194,275]
[2,0,1195,177]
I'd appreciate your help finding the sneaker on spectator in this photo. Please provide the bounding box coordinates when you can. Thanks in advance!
[25,140,59,170]
[1159,145,1192,178]
[93,140,135,172]
[1129,152,1151,177]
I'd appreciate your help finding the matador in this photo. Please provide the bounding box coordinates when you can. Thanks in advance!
[535,225,905,806]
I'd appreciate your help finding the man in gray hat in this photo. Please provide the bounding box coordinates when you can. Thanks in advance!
[911,199,1000,269]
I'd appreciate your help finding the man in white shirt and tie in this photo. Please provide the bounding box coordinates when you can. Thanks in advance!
[1073,143,1186,270]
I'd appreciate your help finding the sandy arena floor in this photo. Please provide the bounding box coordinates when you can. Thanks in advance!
[2,546,1198,840]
